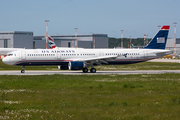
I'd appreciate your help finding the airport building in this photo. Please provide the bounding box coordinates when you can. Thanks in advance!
[0,31,33,49]
[33,34,108,49]
[0,31,108,49]
[166,38,180,56]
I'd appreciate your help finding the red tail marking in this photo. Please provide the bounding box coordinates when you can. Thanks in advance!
[48,37,54,42]
[161,25,170,30]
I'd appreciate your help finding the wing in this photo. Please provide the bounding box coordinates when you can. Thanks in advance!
[72,55,121,65]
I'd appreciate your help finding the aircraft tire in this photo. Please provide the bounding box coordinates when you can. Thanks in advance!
[21,70,25,73]
[83,68,88,73]
[90,68,96,73]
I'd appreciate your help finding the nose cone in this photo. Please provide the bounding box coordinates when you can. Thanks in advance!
[2,57,14,65]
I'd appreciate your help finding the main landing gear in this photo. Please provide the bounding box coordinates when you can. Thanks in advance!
[82,68,88,73]
[90,68,96,73]
[21,65,25,73]
[82,68,96,73]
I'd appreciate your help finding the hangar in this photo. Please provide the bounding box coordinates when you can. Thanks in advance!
[0,31,108,49]
[0,31,33,49]
[33,34,108,49]
[166,38,180,57]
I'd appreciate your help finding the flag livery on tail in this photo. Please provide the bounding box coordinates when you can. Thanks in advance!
[48,36,56,49]
[144,25,170,49]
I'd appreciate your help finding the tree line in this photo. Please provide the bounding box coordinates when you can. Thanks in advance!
[108,37,151,48]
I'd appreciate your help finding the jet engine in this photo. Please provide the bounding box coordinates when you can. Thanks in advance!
[68,61,85,70]
[58,65,69,70]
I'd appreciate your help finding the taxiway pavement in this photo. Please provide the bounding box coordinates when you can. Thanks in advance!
[0,70,180,75]
[149,59,180,63]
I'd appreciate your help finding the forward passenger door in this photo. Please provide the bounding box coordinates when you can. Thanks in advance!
[21,51,26,60]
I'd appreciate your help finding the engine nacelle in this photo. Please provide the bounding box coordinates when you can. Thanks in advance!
[68,61,85,70]
[58,65,69,70]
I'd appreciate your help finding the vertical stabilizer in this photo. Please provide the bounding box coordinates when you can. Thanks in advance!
[144,25,170,49]
[48,36,56,49]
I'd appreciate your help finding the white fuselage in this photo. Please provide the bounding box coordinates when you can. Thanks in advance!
[2,48,171,66]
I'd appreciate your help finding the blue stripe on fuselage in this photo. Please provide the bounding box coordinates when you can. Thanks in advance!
[14,58,154,66]
[15,61,69,66]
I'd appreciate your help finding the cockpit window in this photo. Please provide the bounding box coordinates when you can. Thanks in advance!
[8,54,13,56]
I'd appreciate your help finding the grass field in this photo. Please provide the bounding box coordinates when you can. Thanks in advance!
[1,74,180,119]
[0,60,180,71]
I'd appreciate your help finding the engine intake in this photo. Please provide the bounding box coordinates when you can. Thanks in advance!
[68,61,85,70]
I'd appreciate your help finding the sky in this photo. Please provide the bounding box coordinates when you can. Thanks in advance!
[0,0,179,38]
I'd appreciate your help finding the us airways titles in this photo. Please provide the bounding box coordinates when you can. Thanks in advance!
[41,50,75,53]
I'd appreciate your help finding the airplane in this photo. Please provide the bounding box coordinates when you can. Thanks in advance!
[2,25,171,73]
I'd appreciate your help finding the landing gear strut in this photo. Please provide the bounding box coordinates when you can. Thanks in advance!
[21,65,25,73]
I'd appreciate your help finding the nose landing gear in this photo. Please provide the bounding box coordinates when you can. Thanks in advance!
[21,65,25,73]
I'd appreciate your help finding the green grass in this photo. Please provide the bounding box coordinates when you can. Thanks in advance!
[0,74,180,119]
[96,62,180,70]
[0,60,180,71]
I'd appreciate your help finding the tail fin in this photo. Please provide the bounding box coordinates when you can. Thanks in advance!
[48,36,56,49]
[144,25,170,49]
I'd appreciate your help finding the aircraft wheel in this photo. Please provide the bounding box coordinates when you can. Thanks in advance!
[82,68,88,73]
[21,65,25,73]
[90,68,96,73]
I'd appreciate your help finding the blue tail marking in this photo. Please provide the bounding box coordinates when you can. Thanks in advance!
[144,25,170,49]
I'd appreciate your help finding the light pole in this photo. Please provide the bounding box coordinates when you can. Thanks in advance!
[130,36,132,49]
[146,35,148,45]
[121,30,123,48]
[75,28,78,48]
[174,22,177,58]
[93,36,95,49]
[144,34,146,47]
[158,25,161,30]
[45,20,49,49]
